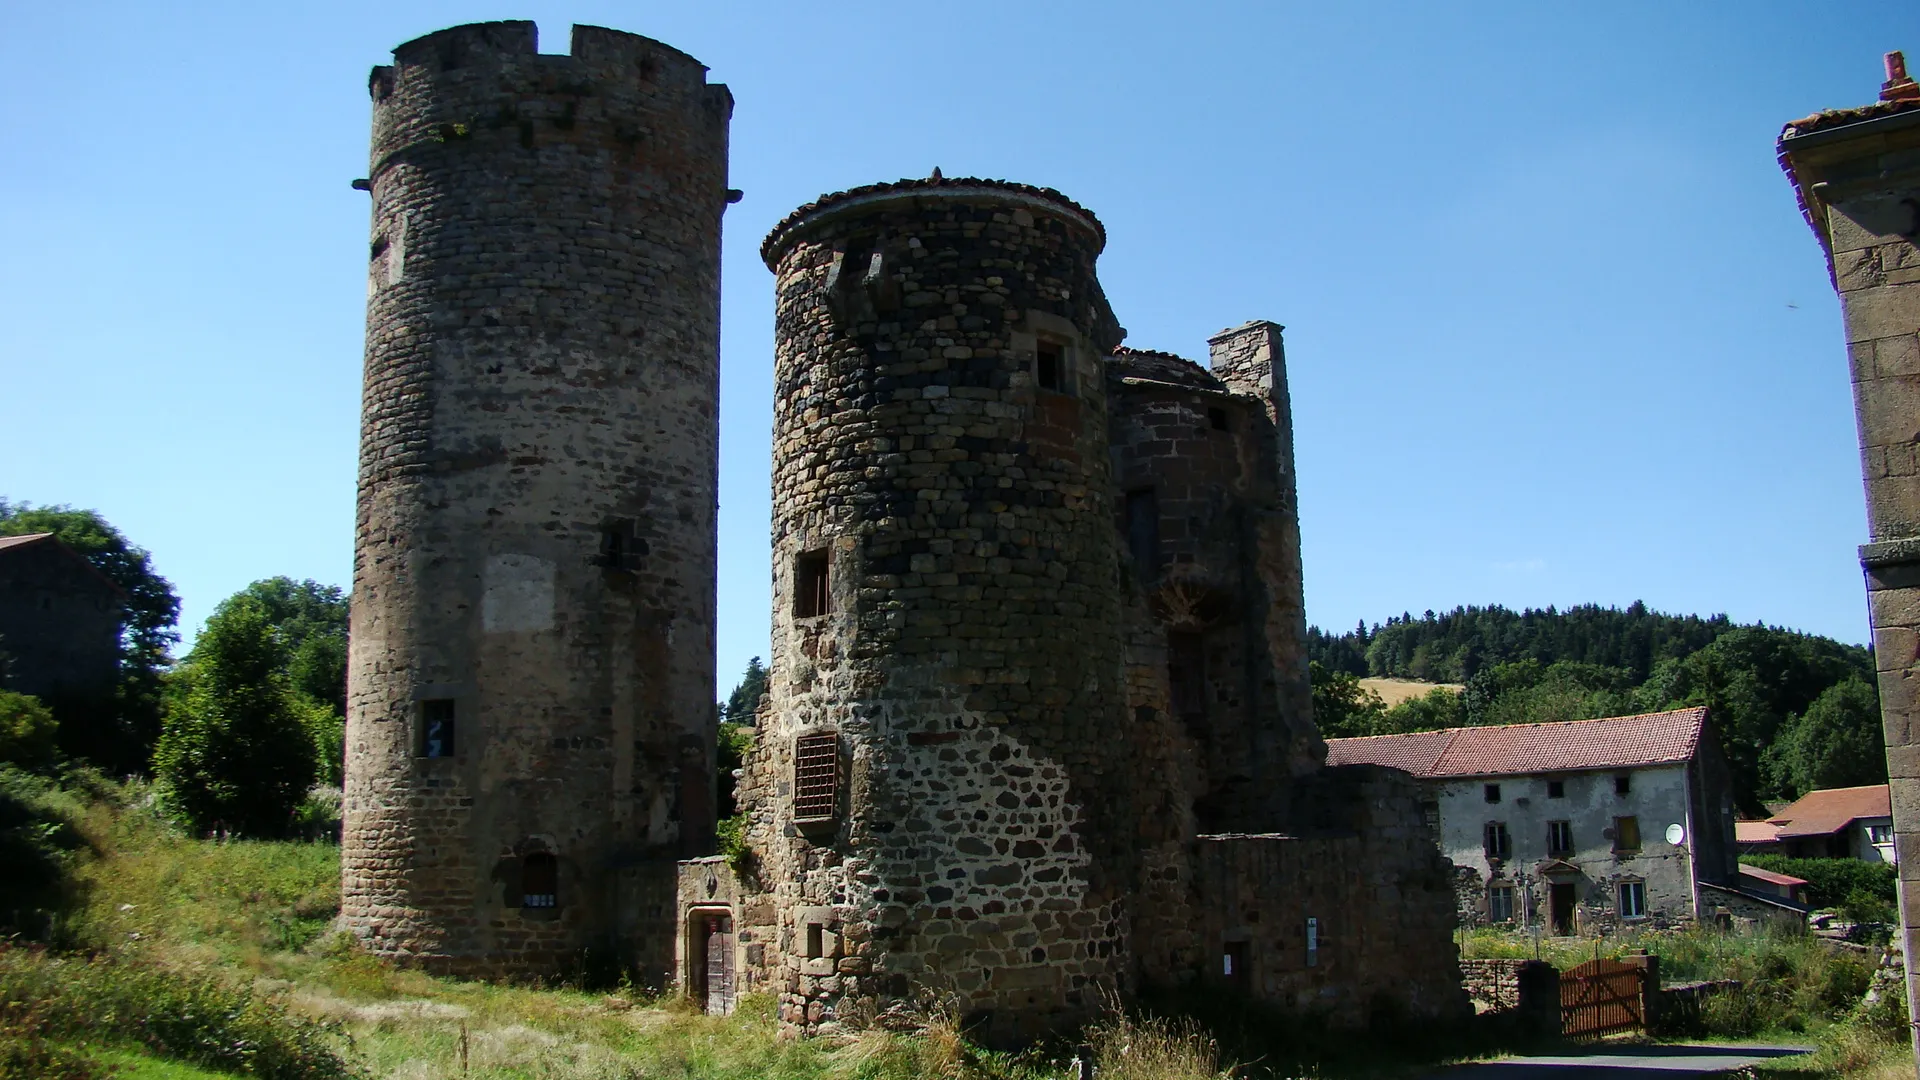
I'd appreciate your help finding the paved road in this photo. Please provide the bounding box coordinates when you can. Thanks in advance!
[1426,1044,1816,1080]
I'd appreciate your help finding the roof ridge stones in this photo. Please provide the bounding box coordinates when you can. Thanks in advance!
[761,175,1106,268]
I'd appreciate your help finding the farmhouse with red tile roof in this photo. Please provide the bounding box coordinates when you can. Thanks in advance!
[1326,709,1741,934]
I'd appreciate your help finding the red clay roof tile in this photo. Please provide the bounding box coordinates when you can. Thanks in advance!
[1324,707,1708,779]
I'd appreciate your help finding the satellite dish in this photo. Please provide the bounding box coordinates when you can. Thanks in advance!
[1665,823,1686,845]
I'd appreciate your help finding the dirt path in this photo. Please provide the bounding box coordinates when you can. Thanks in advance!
[1425,1043,1815,1079]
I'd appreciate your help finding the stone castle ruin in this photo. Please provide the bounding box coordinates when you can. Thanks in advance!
[343,20,1467,1039]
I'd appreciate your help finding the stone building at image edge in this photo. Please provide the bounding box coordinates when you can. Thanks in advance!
[674,174,1470,1042]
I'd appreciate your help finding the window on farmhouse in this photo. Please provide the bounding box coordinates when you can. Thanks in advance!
[1547,779,1565,798]
[1484,821,1511,860]
[794,549,830,618]
[1612,815,1641,853]
[1615,774,1632,796]
[1617,880,1646,919]
[792,732,839,821]
[522,852,558,909]
[1488,884,1515,923]
[1547,820,1573,856]
[1869,824,1895,845]
[1484,783,1502,804]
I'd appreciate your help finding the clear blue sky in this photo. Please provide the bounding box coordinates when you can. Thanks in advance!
[4,2,1915,690]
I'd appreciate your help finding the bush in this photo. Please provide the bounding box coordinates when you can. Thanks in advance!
[0,945,361,1079]
[0,693,58,771]
[0,767,89,941]
[1742,855,1897,909]
[155,597,318,837]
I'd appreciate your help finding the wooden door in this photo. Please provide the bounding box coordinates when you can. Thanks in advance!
[702,913,735,1016]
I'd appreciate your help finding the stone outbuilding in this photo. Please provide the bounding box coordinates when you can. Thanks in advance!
[678,175,1468,1042]
[0,532,124,710]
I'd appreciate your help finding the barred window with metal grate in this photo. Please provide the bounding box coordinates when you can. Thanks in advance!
[793,732,839,821]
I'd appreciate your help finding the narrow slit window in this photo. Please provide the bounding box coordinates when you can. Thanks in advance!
[1222,941,1248,988]
[1125,489,1160,577]
[1168,632,1206,728]
[522,852,558,909]
[794,549,830,618]
[792,732,839,821]
[806,923,825,959]
[1207,406,1228,431]
[1036,340,1064,391]
[420,699,455,758]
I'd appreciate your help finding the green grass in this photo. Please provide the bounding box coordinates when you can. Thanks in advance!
[10,772,1908,1080]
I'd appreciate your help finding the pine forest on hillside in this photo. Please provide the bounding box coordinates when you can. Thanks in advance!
[1305,603,1883,813]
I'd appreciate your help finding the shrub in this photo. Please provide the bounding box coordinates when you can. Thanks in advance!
[1742,855,1896,908]
[0,945,361,1080]
[154,597,318,837]
[0,767,89,941]
[0,692,58,771]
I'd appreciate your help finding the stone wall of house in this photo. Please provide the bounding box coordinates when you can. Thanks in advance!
[342,20,731,978]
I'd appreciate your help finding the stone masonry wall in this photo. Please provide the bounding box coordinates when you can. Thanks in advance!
[1779,77,1920,1059]
[343,21,731,979]
[734,179,1135,1043]
[1189,766,1467,1025]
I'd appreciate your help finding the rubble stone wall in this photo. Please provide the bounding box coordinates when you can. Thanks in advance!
[737,180,1134,1042]
[344,20,731,978]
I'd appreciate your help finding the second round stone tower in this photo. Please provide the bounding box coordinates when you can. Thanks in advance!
[343,21,731,977]
[741,178,1139,1038]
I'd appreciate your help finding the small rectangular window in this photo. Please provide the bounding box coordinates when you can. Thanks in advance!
[794,549,830,618]
[1869,824,1894,845]
[1222,940,1248,987]
[1036,340,1065,391]
[1615,774,1632,796]
[1548,820,1573,856]
[420,699,455,758]
[522,852,557,909]
[1484,783,1501,804]
[1547,780,1565,798]
[1488,885,1515,923]
[806,923,825,959]
[1207,406,1228,431]
[1613,815,1641,852]
[1484,821,1511,860]
[1618,881,1646,919]
[793,732,839,821]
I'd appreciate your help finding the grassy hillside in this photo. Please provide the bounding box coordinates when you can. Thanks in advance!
[5,769,1913,1080]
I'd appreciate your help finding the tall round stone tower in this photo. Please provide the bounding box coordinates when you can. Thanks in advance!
[343,21,732,977]
[741,177,1137,1040]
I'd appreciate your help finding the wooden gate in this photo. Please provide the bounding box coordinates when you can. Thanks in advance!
[1560,957,1646,1038]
